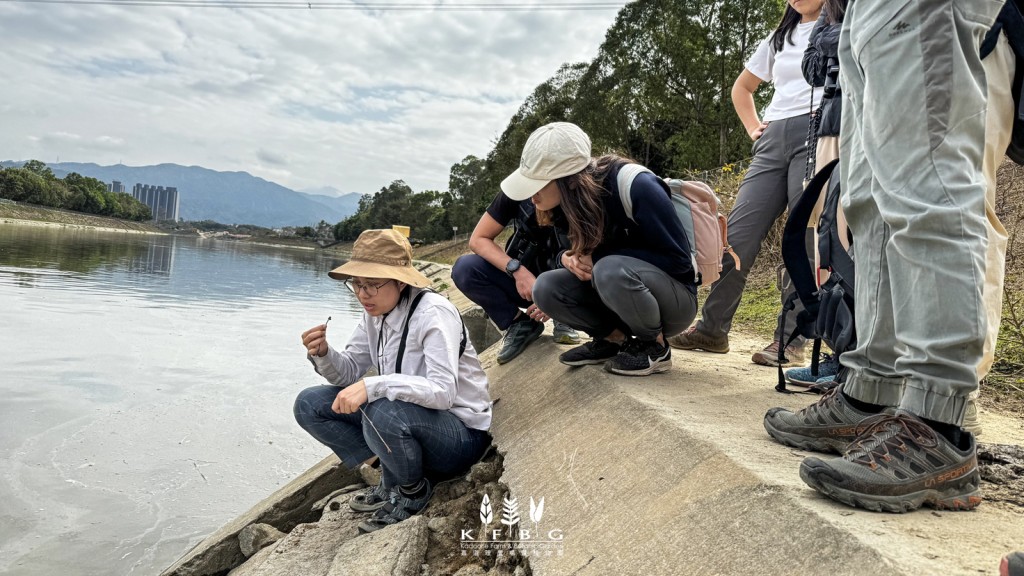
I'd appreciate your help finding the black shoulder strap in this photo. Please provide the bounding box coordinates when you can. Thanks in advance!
[395,291,467,374]
[781,158,839,315]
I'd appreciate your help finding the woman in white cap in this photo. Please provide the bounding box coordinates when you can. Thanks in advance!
[508,122,698,376]
[294,229,492,533]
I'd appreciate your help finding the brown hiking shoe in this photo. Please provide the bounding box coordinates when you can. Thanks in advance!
[799,412,982,513]
[764,386,884,454]
[666,326,729,354]
[752,340,805,367]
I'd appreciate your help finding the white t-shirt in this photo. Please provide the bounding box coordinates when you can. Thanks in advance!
[745,20,822,121]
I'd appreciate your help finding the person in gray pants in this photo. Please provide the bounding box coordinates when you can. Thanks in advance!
[668,0,824,368]
[764,0,1005,513]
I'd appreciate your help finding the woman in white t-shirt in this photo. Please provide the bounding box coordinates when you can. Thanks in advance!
[669,0,823,367]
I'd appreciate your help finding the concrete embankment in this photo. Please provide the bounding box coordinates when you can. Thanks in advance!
[162,262,1024,576]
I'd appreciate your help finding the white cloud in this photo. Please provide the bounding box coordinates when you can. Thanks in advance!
[0,2,620,195]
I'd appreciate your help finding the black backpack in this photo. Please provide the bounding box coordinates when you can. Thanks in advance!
[982,0,1024,165]
[775,159,855,394]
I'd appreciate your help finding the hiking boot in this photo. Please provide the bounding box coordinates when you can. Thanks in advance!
[785,354,840,386]
[552,322,582,345]
[1001,551,1024,576]
[559,339,621,367]
[752,340,805,367]
[358,479,433,533]
[962,397,982,437]
[349,481,389,513]
[666,325,729,353]
[763,386,885,454]
[604,338,672,376]
[496,318,543,364]
[799,412,982,513]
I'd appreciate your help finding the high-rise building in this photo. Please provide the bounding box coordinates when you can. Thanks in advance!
[132,183,180,221]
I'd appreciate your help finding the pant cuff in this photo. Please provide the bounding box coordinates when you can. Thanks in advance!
[899,380,971,427]
[843,372,903,408]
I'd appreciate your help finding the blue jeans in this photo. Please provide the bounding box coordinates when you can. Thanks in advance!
[293,386,491,487]
[452,254,532,330]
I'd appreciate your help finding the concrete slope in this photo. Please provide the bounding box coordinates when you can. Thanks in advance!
[483,332,1024,576]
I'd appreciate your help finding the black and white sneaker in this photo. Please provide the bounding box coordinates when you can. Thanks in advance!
[559,339,621,366]
[604,338,672,376]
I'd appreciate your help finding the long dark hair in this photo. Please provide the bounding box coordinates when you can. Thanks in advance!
[555,153,637,255]
[824,0,846,24]
[770,5,803,52]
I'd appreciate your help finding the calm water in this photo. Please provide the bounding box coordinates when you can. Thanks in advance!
[0,224,363,575]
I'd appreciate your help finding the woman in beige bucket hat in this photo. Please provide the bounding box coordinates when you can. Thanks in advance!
[294,229,492,533]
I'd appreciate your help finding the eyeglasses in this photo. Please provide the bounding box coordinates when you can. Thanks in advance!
[345,279,394,296]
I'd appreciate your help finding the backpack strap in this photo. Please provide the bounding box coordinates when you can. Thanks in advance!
[774,159,839,394]
[395,290,466,374]
[782,159,840,313]
[985,0,1024,164]
[616,164,653,222]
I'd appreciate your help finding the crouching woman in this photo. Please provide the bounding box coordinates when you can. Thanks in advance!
[506,122,698,376]
[293,229,492,533]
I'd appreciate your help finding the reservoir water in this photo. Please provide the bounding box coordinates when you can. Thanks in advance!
[0,224,362,575]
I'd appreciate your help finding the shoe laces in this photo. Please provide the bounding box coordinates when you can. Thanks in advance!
[506,319,532,338]
[620,338,643,354]
[763,341,782,354]
[846,413,938,470]
[622,338,661,355]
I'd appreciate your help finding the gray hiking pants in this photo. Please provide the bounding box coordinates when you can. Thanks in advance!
[697,113,811,344]
[839,0,1004,426]
[533,256,697,341]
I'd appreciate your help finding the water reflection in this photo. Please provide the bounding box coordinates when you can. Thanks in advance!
[0,225,362,314]
[0,223,363,576]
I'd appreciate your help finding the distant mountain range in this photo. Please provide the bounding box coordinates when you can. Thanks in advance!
[0,161,364,227]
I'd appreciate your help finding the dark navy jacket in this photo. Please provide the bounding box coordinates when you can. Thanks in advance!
[593,164,697,292]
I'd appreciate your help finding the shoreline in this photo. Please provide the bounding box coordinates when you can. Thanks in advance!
[1,216,166,236]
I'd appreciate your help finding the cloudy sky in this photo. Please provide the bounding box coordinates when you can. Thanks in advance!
[0,1,622,195]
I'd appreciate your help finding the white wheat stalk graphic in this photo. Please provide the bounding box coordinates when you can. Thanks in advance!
[529,496,545,524]
[501,495,520,536]
[480,493,493,525]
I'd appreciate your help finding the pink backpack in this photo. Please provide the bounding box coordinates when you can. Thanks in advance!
[617,164,740,286]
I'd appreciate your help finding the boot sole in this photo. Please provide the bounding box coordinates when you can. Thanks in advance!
[349,499,388,513]
[753,355,803,367]
[800,459,983,513]
[553,334,582,345]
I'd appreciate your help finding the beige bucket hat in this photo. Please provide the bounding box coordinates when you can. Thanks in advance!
[328,229,431,288]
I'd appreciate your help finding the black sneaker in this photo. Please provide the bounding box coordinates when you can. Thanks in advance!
[800,412,982,513]
[604,338,672,376]
[559,339,621,367]
[496,318,543,365]
[357,479,433,533]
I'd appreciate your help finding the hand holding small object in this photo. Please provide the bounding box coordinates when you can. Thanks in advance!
[300,317,331,357]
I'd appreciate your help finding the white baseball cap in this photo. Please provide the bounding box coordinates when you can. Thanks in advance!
[500,122,592,201]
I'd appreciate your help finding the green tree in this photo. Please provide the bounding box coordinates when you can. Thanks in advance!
[22,159,55,180]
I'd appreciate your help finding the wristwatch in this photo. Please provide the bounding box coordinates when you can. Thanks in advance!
[505,258,521,277]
